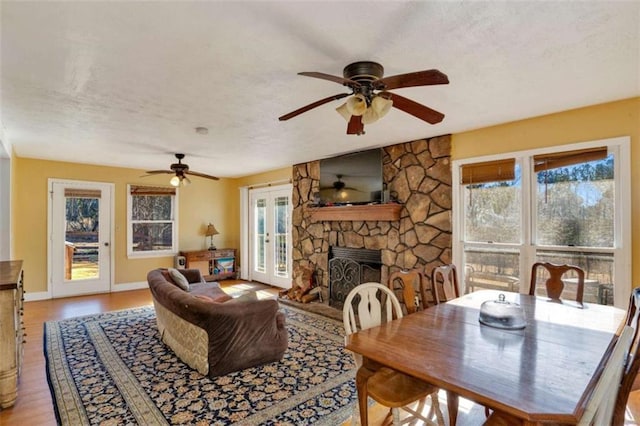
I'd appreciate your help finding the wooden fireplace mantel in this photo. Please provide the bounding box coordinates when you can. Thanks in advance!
[306,203,402,222]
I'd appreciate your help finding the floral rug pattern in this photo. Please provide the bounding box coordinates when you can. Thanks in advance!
[44,305,356,425]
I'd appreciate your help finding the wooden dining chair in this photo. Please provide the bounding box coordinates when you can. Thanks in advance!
[431,264,460,304]
[388,269,431,314]
[612,286,640,425]
[578,325,634,425]
[343,282,444,426]
[529,262,585,304]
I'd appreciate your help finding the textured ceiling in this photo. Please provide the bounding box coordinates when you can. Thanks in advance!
[1,1,639,178]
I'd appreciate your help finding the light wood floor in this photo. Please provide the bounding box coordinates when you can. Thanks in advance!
[1,283,639,425]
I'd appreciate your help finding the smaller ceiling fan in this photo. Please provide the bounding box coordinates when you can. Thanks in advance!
[320,175,362,192]
[279,61,449,135]
[143,153,219,187]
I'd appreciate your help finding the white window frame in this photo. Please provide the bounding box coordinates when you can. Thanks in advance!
[452,136,631,308]
[127,184,179,258]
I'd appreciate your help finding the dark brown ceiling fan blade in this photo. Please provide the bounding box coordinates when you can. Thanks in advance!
[373,69,449,91]
[346,115,364,135]
[385,92,445,124]
[185,170,219,181]
[279,93,349,121]
[144,170,173,175]
[298,72,361,88]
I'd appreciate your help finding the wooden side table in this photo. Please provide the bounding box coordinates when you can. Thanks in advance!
[180,249,237,281]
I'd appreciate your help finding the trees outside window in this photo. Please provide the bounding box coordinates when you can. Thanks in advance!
[127,185,177,257]
[453,137,630,307]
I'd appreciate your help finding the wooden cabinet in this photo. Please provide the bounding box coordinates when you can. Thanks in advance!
[0,260,24,409]
[181,249,237,282]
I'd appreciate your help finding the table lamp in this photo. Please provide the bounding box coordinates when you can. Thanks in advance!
[205,223,219,250]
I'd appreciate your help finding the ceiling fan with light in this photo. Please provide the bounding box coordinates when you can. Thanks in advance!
[278,61,449,135]
[320,174,362,192]
[143,153,219,187]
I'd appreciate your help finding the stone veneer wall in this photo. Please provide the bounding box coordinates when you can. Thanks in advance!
[291,135,452,301]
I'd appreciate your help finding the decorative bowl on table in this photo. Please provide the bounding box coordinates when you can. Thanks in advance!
[479,293,526,330]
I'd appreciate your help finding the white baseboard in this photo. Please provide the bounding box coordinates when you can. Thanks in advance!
[24,291,51,301]
[24,281,149,301]
[111,281,149,292]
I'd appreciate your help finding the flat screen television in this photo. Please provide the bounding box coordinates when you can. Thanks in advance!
[318,148,383,205]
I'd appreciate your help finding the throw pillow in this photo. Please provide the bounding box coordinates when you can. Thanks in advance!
[168,268,190,291]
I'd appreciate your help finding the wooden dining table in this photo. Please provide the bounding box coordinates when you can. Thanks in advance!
[345,290,625,425]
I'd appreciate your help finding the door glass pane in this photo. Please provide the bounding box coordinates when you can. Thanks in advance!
[464,165,521,244]
[464,246,520,294]
[254,198,266,273]
[65,196,99,280]
[535,250,614,305]
[535,154,614,247]
[274,196,288,278]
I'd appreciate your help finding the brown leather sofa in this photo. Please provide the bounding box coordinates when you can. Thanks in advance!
[147,268,288,377]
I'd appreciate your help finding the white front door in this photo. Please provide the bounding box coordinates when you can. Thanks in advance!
[249,185,292,289]
[49,180,113,298]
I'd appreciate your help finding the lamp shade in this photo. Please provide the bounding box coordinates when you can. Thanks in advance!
[345,94,367,116]
[170,174,191,187]
[371,95,393,118]
[361,107,379,125]
[205,223,219,237]
[336,103,351,122]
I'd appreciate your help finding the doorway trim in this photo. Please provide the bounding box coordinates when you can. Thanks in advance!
[47,178,115,298]
[240,181,292,286]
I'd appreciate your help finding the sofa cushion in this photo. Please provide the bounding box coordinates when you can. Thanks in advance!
[194,293,233,303]
[168,268,190,291]
[227,290,258,303]
[190,282,232,303]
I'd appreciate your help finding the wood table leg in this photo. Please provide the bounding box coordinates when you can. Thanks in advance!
[446,390,459,426]
[355,367,370,425]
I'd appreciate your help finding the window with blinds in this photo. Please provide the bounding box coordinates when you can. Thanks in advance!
[454,138,628,307]
[127,185,177,256]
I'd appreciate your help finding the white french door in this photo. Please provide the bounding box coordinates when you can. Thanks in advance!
[49,179,113,298]
[249,185,292,289]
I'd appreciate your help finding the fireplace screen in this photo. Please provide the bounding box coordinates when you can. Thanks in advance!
[328,247,381,310]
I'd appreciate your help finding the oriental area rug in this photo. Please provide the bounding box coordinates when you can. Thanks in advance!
[44,305,357,425]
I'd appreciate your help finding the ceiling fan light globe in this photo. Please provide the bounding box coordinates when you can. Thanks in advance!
[182,176,191,186]
[371,95,393,118]
[346,94,367,116]
[361,107,379,124]
[336,103,351,122]
[170,176,181,186]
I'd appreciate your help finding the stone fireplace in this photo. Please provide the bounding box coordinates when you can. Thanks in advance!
[290,135,452,306]
[328,247,382,310]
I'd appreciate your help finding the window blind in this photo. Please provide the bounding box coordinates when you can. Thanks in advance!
[533,147,608,172]
[64,189,102,198]
[129,185,176,196]
[460,158,516,185]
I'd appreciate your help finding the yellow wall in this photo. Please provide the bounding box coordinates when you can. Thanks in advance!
[452,97,640,286]
[13,158,236,292]
[11,98,638,293]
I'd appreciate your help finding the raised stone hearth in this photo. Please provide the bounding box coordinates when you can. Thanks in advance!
[291,135,452,302]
